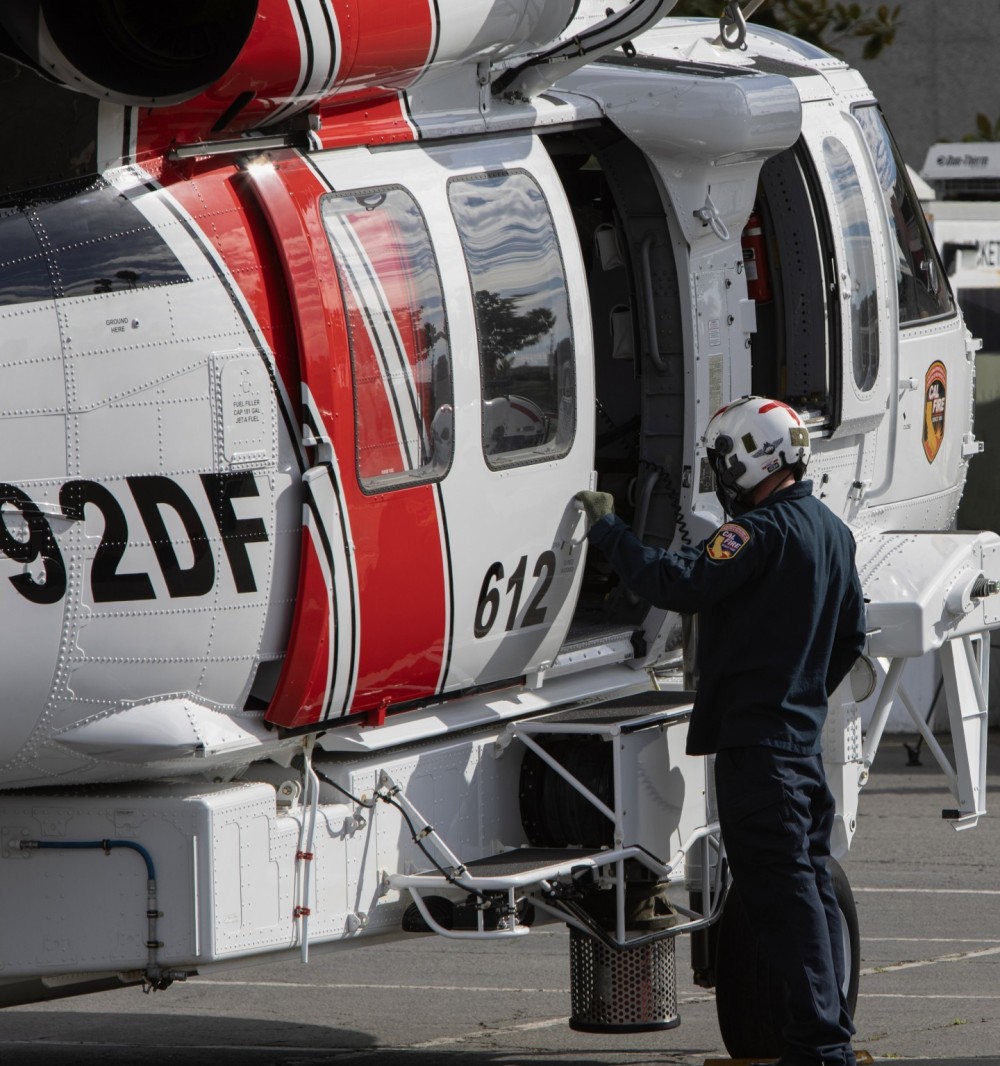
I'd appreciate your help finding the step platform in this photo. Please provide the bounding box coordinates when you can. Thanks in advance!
[390,846,622,891]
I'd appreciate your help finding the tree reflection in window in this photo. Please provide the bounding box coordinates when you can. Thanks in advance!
[449,170,575,468]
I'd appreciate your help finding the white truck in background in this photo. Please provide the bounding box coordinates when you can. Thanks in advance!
[922,143,1000,716]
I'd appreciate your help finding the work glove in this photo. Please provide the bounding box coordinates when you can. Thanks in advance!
[574,490,615,525]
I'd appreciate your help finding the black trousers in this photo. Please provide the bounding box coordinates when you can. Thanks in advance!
[714,746,856,1066]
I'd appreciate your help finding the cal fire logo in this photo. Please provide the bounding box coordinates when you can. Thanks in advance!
[923,361,947,463]
[706,522,751,561]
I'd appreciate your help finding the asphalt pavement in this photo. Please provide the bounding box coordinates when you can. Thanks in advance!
[2,731,998,1066]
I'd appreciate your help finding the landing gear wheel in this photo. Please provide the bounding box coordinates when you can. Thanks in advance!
[714,858,860,1060]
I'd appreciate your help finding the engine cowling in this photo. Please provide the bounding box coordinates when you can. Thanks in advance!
[0,1,259,107]
[0,0,580,137]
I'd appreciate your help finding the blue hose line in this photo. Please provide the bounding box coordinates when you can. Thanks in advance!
[29,839,156,881]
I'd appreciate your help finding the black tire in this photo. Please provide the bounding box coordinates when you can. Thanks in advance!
[715,858,860,1060]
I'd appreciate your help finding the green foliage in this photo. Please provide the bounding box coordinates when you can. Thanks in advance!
[674,1,900,58]
[473,290,555,378]
[963,113,1000,143]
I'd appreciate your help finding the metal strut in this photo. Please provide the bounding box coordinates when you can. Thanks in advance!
[860,636,990,829]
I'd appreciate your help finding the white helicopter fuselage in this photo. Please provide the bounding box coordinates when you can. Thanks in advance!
[0,0,994,1038]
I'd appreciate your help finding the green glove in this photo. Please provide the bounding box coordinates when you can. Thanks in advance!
[574,490,615,524]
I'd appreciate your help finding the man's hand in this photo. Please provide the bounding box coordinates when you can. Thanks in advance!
[574,490,614,525]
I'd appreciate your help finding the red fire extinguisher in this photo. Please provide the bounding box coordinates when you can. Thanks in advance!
[741,210,772,302]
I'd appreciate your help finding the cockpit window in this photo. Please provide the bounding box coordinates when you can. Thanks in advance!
[322,186,453,492]
[823,136,880,393]
[448,170,575,470]
[853,104,954,324]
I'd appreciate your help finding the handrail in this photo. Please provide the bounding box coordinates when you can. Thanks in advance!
[641,234,667,372]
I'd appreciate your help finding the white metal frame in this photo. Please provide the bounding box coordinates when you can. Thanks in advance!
[386,708,727,947]
[861,634,989,828]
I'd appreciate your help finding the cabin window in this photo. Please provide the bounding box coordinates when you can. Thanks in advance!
[852,105,954,324]
[448,170,575,469]
[321,186,453,492]
[823,136,880,393]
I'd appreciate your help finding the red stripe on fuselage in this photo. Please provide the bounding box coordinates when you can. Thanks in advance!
[130,0,433,154]
[314,91,416,151]
[255,155,448,723]
[150,157,301,414]
[268,525,335,728]
[349,0,435,86]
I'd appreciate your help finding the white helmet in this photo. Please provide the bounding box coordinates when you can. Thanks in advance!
[704,396,810,515]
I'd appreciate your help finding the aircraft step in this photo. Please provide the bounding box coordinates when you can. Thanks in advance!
[523,688,694,732]
[389,844,639,892]
[388,841,680,942]
[382,691,715,945]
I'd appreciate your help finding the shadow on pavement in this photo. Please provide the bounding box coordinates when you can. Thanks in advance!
[0,1010,710,1065]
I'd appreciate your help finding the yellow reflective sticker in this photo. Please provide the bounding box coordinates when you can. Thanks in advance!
[706,522,751,561]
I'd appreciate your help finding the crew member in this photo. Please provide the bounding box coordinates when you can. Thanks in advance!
[576,395,865,1066]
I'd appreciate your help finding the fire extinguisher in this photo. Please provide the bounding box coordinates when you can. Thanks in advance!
[741,210,772,302]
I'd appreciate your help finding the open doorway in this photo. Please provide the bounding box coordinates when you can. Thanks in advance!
[544,125,686,640]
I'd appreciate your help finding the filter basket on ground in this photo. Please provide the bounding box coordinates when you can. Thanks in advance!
[568,927,680,1033]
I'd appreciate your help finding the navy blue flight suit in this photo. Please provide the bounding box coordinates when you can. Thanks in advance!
[587,479,865,1066]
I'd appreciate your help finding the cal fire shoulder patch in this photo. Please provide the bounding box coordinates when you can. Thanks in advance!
[706,522,752,561]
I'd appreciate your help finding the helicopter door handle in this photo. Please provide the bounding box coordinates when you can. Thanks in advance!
[693,193,730,243]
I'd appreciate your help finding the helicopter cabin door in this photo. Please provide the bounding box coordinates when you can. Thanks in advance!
[256,135,594,728]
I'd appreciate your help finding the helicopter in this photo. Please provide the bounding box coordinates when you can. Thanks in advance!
[0,0,995,1057]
